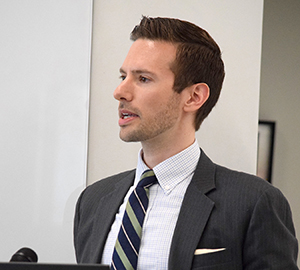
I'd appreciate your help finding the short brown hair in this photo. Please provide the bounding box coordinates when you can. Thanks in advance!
[131,16,225,130]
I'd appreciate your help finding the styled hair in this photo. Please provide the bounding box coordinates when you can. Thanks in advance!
[131,16,225,130]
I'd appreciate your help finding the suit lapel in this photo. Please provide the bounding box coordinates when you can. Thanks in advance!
[90,170,135,263]
[169,151,216,270]
[89,151,217,266]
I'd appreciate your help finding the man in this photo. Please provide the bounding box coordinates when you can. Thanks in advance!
[74,16,298,269]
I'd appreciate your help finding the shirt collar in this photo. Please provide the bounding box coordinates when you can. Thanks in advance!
[135,139,201,194]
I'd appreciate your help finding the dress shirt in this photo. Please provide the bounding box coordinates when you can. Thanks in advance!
[101,140,200,269]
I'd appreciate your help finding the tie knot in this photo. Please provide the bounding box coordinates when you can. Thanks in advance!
[138,169,157,189]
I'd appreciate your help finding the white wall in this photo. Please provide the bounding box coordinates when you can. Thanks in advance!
[0,0,92,263]
[260,0,300,265]
[88,0,264,184]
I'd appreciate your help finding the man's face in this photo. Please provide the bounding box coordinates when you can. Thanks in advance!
[113,39,184,144]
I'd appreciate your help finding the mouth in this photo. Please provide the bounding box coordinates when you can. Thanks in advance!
[119,109,138,119]
[121,111,139,119]
[119,109,139,125]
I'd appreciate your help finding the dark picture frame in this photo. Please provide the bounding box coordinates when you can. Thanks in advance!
[257,121,276,183]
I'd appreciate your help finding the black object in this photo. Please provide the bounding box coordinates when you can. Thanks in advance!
[0,262,109,270]
[10,247,38,263]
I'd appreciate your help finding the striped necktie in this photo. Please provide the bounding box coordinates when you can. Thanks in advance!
[111,169,157,270]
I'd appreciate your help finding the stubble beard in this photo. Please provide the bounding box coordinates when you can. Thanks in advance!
[119,94,181,143]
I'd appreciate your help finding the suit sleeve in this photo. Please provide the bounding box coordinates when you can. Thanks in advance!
[73,189,85,263]
[243,186,298,269]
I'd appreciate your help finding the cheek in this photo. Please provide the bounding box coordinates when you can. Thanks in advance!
[146,98,167,115]
[146,90,173,106]
[140,94,164,109]
[137,82,176,114]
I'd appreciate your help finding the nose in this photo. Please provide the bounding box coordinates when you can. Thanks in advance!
[113,77,133,102]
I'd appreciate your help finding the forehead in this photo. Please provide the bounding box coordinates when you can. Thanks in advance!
[121,39,177,73]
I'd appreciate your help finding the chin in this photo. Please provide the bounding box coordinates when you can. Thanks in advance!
[119,130,147,143]
[119,132,138,143]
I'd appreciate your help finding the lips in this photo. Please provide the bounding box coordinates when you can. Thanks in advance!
[119,109,139,126]
[121,112,138,119]
[120,109,138,118]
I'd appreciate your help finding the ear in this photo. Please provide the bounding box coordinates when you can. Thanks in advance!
[183,83,210,113]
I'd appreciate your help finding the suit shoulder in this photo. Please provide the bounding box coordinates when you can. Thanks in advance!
[214,164,286,201]
[75,169,135,220]
[84,169,136,197]
[215,164,270,187]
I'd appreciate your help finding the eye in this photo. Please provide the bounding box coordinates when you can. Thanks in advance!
[119,75,126,81]
[139,76,150,83]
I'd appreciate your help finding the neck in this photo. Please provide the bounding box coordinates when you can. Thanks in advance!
[141,132,196,169]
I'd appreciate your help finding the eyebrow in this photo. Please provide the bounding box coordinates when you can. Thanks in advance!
[119,68,157,78]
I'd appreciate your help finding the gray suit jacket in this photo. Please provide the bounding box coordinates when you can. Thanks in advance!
[74,151,298,269]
